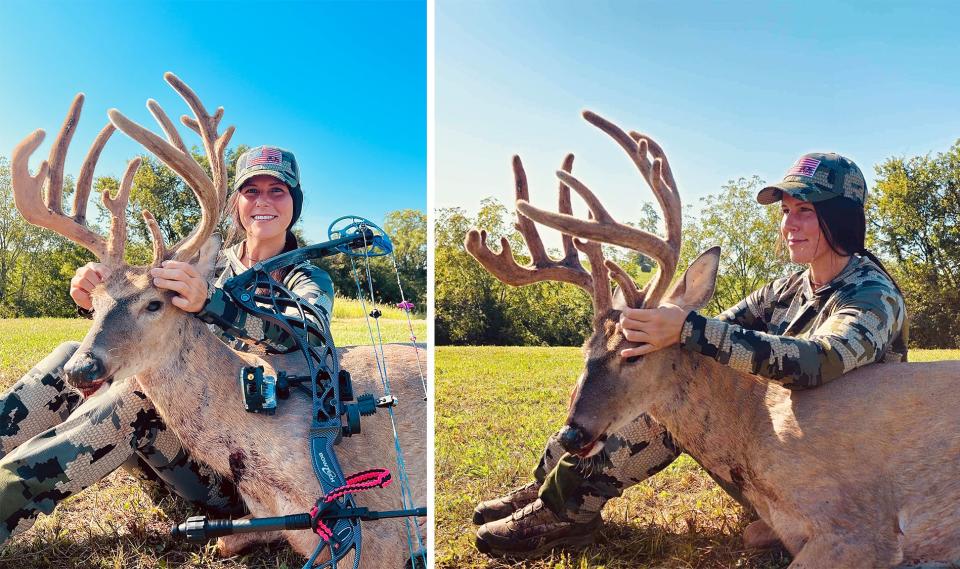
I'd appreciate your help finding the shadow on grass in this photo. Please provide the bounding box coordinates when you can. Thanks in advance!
[0,476,303,569]
[445,521,792,569]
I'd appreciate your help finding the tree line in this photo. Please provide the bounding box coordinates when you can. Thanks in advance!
[437,140,960,348]
[0,148,426,318]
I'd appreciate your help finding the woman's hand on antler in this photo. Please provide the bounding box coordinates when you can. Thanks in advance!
[150,261,208,313]
[619,304,690,358]
[70,262,112,311]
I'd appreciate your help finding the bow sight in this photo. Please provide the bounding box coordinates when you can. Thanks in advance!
[171,216,426,569]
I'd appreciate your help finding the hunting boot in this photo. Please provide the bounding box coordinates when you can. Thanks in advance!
[474,498,601,558]
[472,480,540,525]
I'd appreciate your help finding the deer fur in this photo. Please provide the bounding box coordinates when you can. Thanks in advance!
[569,251,960,568]
[71,259,425,566]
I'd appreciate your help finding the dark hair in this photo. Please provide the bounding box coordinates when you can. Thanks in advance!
[812,196,902,294]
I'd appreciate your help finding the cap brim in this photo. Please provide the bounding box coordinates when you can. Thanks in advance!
[232,170,297,192]
[756,181,838,205]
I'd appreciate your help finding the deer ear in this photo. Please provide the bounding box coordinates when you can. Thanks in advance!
[196,234,222,280]
[612,285,629,312]
[663,247,720,311]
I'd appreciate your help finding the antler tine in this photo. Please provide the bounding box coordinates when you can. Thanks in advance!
[558,154,580,267]
[605,260,644,308]
[141,210,167,265]
[165,72,234,206]
[11,97,110,261]
[513,155,552,267]
[574,238,613,316]
[44,94,83,214]
[101,157,141,263]
[464,155,595,293]
[146,99,188,155]
[74,123,116,225]
[108,73,233,263]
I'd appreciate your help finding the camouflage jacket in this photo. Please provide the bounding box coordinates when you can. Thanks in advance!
[195,242,335,354]
[679,255,908,390]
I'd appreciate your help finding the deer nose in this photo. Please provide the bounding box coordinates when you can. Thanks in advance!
[558,424,589,453]
[66,353,105,384]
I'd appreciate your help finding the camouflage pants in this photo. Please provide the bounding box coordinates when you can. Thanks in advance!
[0,341,244,544]
[534,413,750,523]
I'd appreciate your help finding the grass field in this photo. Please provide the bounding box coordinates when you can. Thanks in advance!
[436,346,958,569]
[0,305,425,569]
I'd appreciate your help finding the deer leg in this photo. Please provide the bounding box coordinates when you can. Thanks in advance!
[214,517,282,557]
[787,534,899,569]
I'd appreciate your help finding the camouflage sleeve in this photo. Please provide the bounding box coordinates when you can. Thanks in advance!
[679,282,905,390]
[195,264,335,352]
[195,287,250,341]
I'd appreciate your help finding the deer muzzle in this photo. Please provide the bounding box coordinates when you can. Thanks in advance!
[65,352,108,390]
[558,422,605,457]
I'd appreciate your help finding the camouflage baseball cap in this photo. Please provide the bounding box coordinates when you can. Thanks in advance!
[757,152,867,206]
[232,146,303,227]
[232,146,300,192]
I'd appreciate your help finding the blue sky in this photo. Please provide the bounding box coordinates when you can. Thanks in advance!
[437,0,960,247]
[0,0,425,244]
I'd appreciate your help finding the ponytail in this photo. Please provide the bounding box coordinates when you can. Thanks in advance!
[859,248,903,295]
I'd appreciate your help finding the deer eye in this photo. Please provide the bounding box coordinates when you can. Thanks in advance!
[624,355,642,364]
[146,300,163,312]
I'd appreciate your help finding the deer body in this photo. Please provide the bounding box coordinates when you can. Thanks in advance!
[634,342,960,566]
[131,313,425,565]
[76,266,426,566]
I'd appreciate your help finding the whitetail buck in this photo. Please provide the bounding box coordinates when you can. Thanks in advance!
[466,111,960,568]
[10,73,425,567]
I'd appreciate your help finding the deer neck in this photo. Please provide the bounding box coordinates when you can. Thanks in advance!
[133,315,251,448]
[642,348,771,468]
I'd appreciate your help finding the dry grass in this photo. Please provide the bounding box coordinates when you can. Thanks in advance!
[0,315,425,569]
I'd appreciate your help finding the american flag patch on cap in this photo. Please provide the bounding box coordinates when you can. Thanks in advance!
[786,157,820,178]
[248,147,282,167]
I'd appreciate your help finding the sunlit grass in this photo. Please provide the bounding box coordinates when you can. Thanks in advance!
[333,295,424,320]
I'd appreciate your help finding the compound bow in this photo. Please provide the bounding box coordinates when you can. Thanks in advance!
[171,216,426,569]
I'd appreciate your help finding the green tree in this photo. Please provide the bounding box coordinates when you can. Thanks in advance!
[870,140,960,347]
[680,176,792,316]
[382,209,427,307]
[435,199,595,346]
